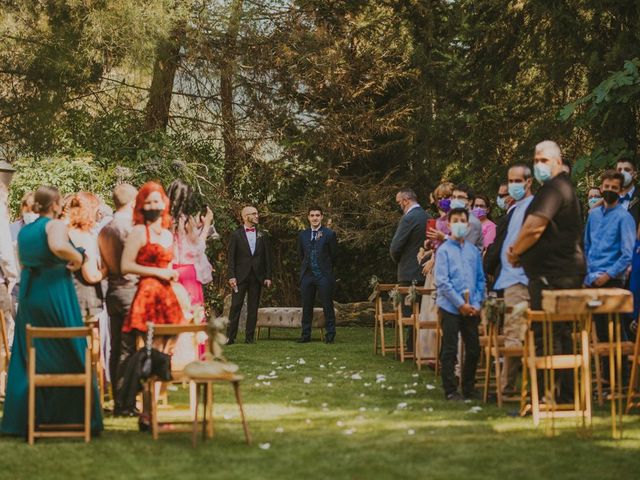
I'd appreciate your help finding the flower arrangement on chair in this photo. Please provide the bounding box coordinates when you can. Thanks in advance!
[183,316,239,379]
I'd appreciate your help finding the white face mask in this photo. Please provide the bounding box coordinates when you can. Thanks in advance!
[621,170,633,187]
[23,212,39,224]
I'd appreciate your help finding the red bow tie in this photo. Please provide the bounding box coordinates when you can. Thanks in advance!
[245,227,256,232]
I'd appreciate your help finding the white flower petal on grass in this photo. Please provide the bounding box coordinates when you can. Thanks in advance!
[407,429,416,436]
[373,407,380,412]
[351,373,362,380]
[339,366,346,370]
[305,418,312,424]
[327,383,334,387]
[269,370,276,376]
[387,386,394,390]
[404,389,417,395]
[359,407,367,412]
[359,393,365,398]
[262,381,271,386]
[343,429,355,435]
[412,382,418,387]
[412,373,419,378]
[322,402,328,407]
[297,358,306,365]
[428,407,434,412]
[275,427,284,433]
[336,420,344,427]
[259,443,271,450]
[271,361,278,365]
[468,406,482,414]
[425,384,436,390]
[396,402,408,410]
[319,364,326,369]
[303,377,312,384]
[364,383,371,387]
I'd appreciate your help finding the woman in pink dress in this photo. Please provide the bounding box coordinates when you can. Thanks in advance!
[471,193,497,250]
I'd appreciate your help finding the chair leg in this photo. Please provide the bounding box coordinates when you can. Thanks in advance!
[150,380,159,440]
[373,315,379,354]
[528,332,540,426]
[414,325,421,370]
[208,382,214,439]
[380,318,387,356]
[268,327,271,339]
[495,354,503,408]
[233,382,251,445]
[257,327,261,340]
[398,320,405,363]
[84,349,91,443]
[520,352,529,416]
[28,347,35,446]
[594,350,604,407]
[192,383,200,448]
[626,340,639,413]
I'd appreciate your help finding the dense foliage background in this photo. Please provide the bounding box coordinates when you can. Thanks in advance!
[2,1,640,309]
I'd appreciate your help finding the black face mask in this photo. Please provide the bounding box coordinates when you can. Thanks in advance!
[142,208,163,223]
[602,190,620,205]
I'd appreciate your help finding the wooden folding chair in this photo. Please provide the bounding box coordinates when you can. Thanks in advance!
[372,283,397,356]
[26,325,93,445]
[146,323,208,441]
[84,317,105,410]
[625,323,640,413]
[524,310,591,431]
[394,286,425,363]
[413,290,440,373]
[590,325,634,407]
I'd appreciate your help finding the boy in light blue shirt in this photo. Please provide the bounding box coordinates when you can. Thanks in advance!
[435,208,486,400]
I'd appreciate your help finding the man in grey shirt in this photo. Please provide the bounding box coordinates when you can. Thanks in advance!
[97,183,138,414]
[390,188,429,350]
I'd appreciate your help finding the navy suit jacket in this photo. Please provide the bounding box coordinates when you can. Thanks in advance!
[297,226,338,281]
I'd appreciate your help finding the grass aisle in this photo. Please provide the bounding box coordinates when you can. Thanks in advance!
[2,327,640,479]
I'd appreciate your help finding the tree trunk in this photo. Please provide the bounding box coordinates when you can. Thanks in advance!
[220,0,244,190]
[144,26,185,132]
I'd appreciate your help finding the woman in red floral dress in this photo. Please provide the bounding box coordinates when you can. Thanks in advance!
[115,181,184,421]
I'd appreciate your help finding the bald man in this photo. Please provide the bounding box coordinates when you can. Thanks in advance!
[507,140,585,403]
[226,205,273,344]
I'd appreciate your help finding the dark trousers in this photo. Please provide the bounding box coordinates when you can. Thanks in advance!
[440,308,480,396]
[227,272,262,342]
[105,285,136,405]
[300,272,336,340]
[529,275,583,402]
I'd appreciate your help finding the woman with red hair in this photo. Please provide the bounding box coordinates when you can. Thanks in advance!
[121,182,183,331]
[117,182,183,423]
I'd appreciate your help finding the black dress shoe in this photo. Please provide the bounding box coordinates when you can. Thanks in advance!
[245,338,256,344]
[296,337,312,343]
[324,337,335,344]
[226,339,235,345]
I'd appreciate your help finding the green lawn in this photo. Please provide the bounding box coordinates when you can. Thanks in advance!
[2,327,640,480]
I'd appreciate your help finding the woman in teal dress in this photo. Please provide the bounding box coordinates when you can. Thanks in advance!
[1,186,103,437]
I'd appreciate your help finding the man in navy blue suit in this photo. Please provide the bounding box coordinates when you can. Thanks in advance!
[297,206,338,343]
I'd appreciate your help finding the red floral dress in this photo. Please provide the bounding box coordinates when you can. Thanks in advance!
[123,226,185,332]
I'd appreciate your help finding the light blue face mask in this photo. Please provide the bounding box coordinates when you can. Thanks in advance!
[508,183,526,201]
[450,199,467,210]
[588,197,601,209]
[496,196,507,210]
[534,162,552,184]
[450,222,468,239]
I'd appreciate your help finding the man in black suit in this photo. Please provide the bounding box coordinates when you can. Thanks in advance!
[226,205,273,344]
[390,189,429,349]
[297,206,338,344]
[616,158,640,228]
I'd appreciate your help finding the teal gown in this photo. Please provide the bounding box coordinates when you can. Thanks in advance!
[1,217,103,436]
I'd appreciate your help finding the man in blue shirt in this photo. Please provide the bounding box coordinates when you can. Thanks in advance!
[493,164,534,395]
[435,208,486,400]
[584,170,635,347]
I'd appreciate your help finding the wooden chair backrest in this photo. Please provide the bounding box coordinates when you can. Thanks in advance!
[152,323,209,336]
[395,287,435,296]
[26,325,92,344]
[375,284,397,293]
[526,310,583,324]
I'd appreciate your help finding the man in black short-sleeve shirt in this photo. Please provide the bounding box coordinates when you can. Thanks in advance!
[507,140,585,403]
[508,141,586,305]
